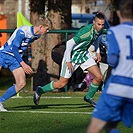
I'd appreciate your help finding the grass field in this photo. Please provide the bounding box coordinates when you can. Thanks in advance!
[0,77,133,133]
[0,92,133,133]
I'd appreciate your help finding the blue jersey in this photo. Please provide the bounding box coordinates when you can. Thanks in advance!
[0,26,40,62]
[106,22,133,99]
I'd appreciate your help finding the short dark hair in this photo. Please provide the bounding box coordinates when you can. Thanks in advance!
[119,0,133,19]
[94,12,105,20]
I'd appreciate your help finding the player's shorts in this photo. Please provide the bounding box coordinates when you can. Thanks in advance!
[92,91,133,128]
[0,52,21,72]
[60,55,97,78]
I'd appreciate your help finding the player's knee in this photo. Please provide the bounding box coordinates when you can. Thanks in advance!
[96,74,103,82]
[16,81,26,89]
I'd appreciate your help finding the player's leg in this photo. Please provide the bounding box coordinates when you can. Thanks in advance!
[82,58,103,106]
[36,56,71,93]
[12,67,26,92]
[87,110,120,133]
[0,67,25,102]
[33,77,70,105]
[121,99,133,128]
[0,67,26,111]
[88,119,120,133]
[0,53,25,111]
[86,65,103,98]
[0,55,11,111]
[86,117,106,133]
[37,76,69,93]
[103,99,132,133]
[104,121,120,133]
[33,56,74,105]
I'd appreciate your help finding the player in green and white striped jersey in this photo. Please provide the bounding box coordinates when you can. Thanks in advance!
[33,13,107,107]
[70,23,106,64]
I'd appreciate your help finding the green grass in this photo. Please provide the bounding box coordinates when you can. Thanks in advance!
[0,77,133,133]
[0,92,133,133]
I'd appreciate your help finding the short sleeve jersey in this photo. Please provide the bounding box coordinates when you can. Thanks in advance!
[0,26,40,57]
[72,24,106,64]
[106,22,133,99]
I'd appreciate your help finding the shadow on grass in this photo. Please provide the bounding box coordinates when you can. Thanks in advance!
[9,103,93,110]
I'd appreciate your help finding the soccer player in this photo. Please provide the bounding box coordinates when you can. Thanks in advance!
[87,0,133,132]
[0,18,49,111]
[33,13,107,107]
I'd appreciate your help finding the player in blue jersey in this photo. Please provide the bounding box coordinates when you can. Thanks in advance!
[87,0,133,133]
[33,13,107,107]
[0,18,49,111]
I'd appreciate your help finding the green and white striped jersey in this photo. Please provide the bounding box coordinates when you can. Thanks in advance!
[72,24,106,64]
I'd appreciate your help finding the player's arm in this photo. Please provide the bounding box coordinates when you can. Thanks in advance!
[12,30,25,63]
[65,26,88,63]
[65,38,76,62]
[12,30,33,74]
[94,35,102,62]
[65,38,76,72]
[12,46,33,74]
[107,29,119,67]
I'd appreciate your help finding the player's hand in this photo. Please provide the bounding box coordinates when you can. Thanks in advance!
[20,61,33,74]
[66,62,74,73]
[28,57,32,62]
[96,53,101,63]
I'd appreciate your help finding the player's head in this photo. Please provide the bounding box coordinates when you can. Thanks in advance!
[34,17,49,35]
[119,0,133,20]
[93,13,105,32]
[114,0,133,21]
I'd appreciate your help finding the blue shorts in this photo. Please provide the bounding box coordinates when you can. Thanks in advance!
[92,92,133,128]
[0,52,21,72]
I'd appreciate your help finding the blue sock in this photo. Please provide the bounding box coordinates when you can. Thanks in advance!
[109,129,120,133]
[0,85,16,102]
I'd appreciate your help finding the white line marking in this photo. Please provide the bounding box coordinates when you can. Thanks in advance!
[12,96,83,99]
[7,110,92,115]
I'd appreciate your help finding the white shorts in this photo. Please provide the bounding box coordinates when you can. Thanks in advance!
[60,56,96,78]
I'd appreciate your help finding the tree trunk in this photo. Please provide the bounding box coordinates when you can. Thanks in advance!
[45,10,61,80]
[29,0,72,90]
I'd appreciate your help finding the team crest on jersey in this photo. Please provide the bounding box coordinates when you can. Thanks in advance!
[21,42,28,46]
[21,38,30,46]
